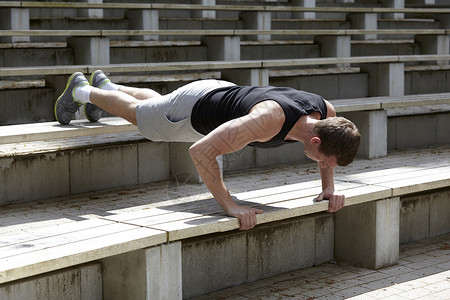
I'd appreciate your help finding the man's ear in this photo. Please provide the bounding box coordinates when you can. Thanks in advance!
[311,136,321,147]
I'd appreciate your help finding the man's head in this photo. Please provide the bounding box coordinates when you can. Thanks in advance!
[310,116,361,167]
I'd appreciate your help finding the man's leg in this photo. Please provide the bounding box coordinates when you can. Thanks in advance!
[90,69,161,100]
[55,71,163,125]
[89,88,141,125]
[118,85,161,100]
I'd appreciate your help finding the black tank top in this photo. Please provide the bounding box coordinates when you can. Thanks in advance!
[191,86,327,148]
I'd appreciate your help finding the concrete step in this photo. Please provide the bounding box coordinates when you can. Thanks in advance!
[0,146,448,299]
[351,39,419,57]
[0,87,54,125]
[378,18,441,39]
[0,102,448,207]
[2,65,450,124]
[272,19,350,40]
[29,17,129,43]
[0,44,73,67]
[0,69,368,124]
[269,67,368,100]
[0,72,220,125]
[0,39,424,68]
[405,65,450,94]
[25,15,441,43]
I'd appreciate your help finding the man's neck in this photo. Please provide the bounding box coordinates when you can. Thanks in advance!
[285,115,318,143]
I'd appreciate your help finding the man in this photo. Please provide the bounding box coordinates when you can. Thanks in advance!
[55,71,361,230]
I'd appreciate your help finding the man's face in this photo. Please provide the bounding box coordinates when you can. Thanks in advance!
[303,142,337,169]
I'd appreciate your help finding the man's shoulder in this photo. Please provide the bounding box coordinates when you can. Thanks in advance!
[249,100,285,118]
[324,100,336,118]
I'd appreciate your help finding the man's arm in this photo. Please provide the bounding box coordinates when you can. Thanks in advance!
[316,99,345,212]
[189,101,284,230]
[316,163,345,212]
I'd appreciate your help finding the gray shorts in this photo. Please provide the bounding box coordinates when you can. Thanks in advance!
[136,79,236,142]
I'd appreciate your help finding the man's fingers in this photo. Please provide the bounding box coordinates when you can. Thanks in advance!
[316,193,324,202]
[327,195,345,212]
[237,207,263,230]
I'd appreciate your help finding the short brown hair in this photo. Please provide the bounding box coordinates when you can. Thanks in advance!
[312,117,361,166]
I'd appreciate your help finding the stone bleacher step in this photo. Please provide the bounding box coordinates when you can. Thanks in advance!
[0,92,447,147]
[0,146,448,284]
[0,42,65,49]
[269,67,360,77]
[108,71,221,84]
[0,131,145,157]
[0,79,44,89]
[0,219,166,284]
[0,117,136,145]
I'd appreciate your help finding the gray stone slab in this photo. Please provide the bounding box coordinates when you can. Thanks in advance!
[170,142,202,184]
[223,146,255,172]
[341,110,387,158]
[255,142,307,167]
[247,216,316,281]
[405,69,450,94]
[2,47,72,67]
[335,197,400,270]
[0,263,102,300]
[0,152,70,205]
[315,214,334,265]
[182,232,247,299]
[387,117,397,151]
[430,189,450,237]
[69,144,138,194]
[102,249,149,300]
[0,88,55,125]
[337,73,369,99]
[138,141,170,184]
[68,37,110,65]
[400,196,430,244]
[299,74,339,100]
[436,112,450,144]
[393,114,437,150]
[103,242,183,300]
[110,46,147,64]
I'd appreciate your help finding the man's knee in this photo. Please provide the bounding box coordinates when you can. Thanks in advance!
[137,88,161,100]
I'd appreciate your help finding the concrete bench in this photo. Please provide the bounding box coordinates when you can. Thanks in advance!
[1,54,449,85]
[1,1,449,14]
[0,90,447,206]
[0,146,448,299]
[0,29,448,62]
[0,54,449,159]
[1,93,448,143]
[1,0,450,44]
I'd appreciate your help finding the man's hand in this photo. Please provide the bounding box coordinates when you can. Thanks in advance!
[226,205,263,230]
[316,187,345,213]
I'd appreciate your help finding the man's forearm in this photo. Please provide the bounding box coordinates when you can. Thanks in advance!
[189,145,237,213]
[319,164,335,191]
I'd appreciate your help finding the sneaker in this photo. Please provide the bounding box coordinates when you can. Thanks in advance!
[84,103,103,123]
[89,69,111,89]
[54,72,89,125]
[84,70,109,122]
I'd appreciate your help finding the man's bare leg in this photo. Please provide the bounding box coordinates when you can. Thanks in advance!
[88,70,162,125]
[89,88,141,125]
[55,71,162,125]
[118,86,161,100]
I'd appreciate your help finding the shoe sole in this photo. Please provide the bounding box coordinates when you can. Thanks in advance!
[83,103,102,122]
[54,72,88,124]
[85,70,107,122]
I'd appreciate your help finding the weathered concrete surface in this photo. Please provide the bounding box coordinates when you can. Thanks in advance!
[0,263,102,300]
[182,213,334,298]
[400,188,450,244]
[335,198,400,270]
